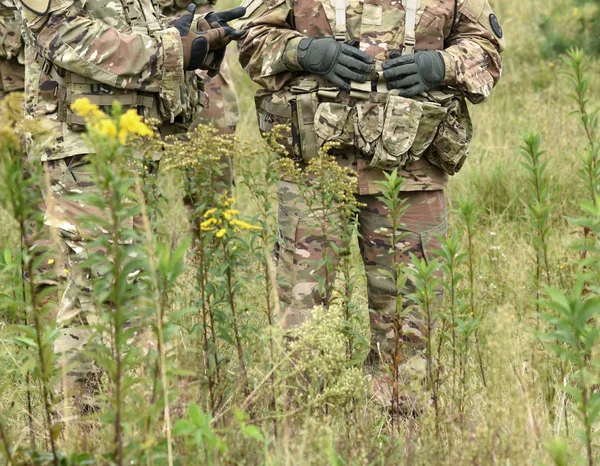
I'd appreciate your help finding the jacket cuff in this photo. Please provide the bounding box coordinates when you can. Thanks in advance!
[281,36,304,71]
[440,51,456,85]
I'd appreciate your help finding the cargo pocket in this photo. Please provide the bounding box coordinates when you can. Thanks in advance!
[370,95,422,169]
[409,101,447,158]
[420,219,447,265]
[428,99,472,175]
[314,102,354,149]
[355,101,384,157]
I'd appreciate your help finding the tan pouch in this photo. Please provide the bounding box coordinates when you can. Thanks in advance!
[355,101,384,157]
[427,98,472,175]
[254,89,300,160]
[409,101,448,157]
[370,95,422,169]
[314,101,355,150]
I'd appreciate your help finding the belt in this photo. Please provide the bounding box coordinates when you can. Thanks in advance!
[349,62,388,99]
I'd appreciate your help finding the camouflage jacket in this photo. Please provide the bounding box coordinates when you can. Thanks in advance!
[161,0,240,133]
[0,0,24,95]
[237,0,504,193]
[17,0,204,160]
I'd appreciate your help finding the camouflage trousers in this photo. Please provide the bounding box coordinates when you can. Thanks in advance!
[275,180,446,409]
[42,155,138,382]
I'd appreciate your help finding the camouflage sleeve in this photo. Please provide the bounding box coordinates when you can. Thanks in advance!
[236,0,304,91]
[18,0,184,93]
[440,0,504,104]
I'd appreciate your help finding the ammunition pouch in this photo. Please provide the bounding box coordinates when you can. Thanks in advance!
[254,78,472,175]
[54,71,159,130]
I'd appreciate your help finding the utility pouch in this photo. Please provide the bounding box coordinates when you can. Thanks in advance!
[254,88,300,160]
[314,101,355,150]
[370,94,422,169]
[426,97,472,175]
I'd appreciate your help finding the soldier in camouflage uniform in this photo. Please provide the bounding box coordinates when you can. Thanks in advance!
[0,0,24,99]
[16,0,246,407]
[161,0,241,186]
[236,0,504,413]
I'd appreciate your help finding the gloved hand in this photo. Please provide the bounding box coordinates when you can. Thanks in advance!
[174,4,246,71]
[195,6,247,75]
[200,6,247,29]
[382,51,445,97]
[296,37,374,91]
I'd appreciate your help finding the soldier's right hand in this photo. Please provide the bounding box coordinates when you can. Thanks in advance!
[174,4,246,71]
[296,37,374,91]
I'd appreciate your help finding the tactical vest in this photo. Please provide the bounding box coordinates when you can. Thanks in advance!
[255,0,472,175]
[36,0,201,129]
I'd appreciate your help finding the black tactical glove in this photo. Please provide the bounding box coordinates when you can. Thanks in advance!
[174,4,246,71]
[296,37,374,91]
[382,51,445,97]
[201,6,247,28]
[196,6,247,75]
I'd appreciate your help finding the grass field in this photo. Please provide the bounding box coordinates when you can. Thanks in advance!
[1,0,600,464]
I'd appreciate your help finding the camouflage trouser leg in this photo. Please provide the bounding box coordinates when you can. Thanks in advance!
[357,190,446,411]
[275,181,446,410]
[43,156,106,383]
[275,181,344,328]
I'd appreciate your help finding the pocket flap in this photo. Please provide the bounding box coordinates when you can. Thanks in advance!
[382,96,423,157]
[314,102,351,142]
[410,101,447,157]
[356,102,384,144]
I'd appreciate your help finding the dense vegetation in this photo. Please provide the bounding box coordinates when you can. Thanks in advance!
[1,0,600,464]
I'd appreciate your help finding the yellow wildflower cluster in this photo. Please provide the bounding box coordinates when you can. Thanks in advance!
[70,97,104,119]
[71,98,153,143]
[199,197,262,237]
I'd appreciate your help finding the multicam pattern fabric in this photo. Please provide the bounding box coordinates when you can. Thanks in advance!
[43,157,123,379]
[276,179,446,404]
[0,0,24,97]
[15,0,204,160]
[237,0,504,193]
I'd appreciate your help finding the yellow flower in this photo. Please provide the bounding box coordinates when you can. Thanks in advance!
[71,98,104,119]
[47,259,55,265]
[63,269,69,275]
[229,219,262,231]
[216,228,227,238]
[223,209,239,221]
[204,208,218,218]
[93,118,118,140]
[200,217,217,231]
[119,109,153,139]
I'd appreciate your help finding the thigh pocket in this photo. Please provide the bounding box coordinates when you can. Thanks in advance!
[419,219,448,265]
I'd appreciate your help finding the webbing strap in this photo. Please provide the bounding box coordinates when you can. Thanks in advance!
[334,0,346,41]
[403,0,418,54]
[297,93,318,161]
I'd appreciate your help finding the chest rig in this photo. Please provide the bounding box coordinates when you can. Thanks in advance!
[256,0,472,175]
[37,0,182,129]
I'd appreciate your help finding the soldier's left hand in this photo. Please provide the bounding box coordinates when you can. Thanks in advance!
[382,51,445,97]
[198,7,247,30]
[195,6,247,75]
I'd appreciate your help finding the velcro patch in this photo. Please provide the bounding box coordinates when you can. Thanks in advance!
[489,13,502,38]
[19,0,50,15]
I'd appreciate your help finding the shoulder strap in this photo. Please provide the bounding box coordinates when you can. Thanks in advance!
[334,0,346,41]
[403,0,418,54]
